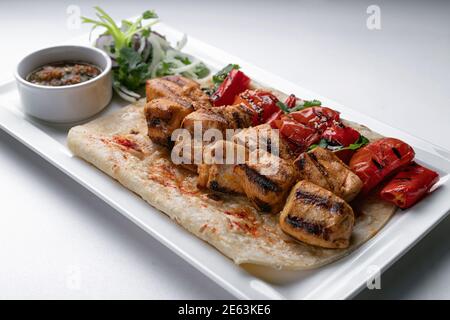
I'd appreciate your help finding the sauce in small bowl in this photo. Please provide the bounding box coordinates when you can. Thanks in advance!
[15,45,112,123]
[26,61,102,87]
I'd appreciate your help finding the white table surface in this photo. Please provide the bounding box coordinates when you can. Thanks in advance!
[0,0,449,299]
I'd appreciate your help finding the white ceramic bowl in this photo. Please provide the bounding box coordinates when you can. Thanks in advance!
[15,45,113,123]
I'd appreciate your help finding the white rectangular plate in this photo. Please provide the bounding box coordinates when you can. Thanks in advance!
[1,24,450,300]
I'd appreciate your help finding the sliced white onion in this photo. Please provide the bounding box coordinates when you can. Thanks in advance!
[138,36,146,54]
[148,33,166,75]
[113,86,139,103]
[171,59,201,73]
[176,34,188,50]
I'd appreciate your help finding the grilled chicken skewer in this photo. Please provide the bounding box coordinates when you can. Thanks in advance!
[146,75,211,108]
[144,76,211,146]
[144,76,362,248]
[232,124,297,161]
[280,180,355,249]
[294,147,363,202]
[197,140,298,213]
[181,103,254,135]
[172,103,255,172]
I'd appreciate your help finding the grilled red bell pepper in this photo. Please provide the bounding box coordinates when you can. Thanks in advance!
[322,124,360,147]
[380,163,439,209]
[290,107,340,132]
[266,94,298,128]
[321,124,361,163]
[349,137,415,194]
[285,94,298,108]
[267,110,283,128]
[211,69,251,106]
[279,118,320,153]
[234,90,279,125]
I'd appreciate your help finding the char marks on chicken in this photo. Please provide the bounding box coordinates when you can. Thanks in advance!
[144,76,211,147]
[280,180,355,249]
[294,147,363,202]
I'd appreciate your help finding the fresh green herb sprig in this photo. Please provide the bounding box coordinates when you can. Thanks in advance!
[115,47,151,90]
[82,7,158,52]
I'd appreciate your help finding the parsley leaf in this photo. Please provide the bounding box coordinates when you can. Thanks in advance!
[142,10,158,19]
[194,63,210,78]
[340,135,369,151]
[175,56,191,65]
[155,61,177,77]
[115,47,151,90]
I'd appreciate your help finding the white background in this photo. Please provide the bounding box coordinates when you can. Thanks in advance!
[0,0,449,299]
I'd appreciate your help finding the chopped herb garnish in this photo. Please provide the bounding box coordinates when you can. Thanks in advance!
[276,99,322,114]
[308,135,369,152]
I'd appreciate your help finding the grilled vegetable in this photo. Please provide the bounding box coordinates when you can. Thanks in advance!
[266,110,283,128]
[211,69,251,106]
[290,106,340,132]
[280,180,355,249]
[349,138,415,194]
[211,64,240,89]
[266,94,300,128]
[380,163,439,209]
[317,124,366,163]
[294,147,363,202]
[278,118,320,153]
[322,124,360,148]
[284,94,298,108]
[233,90,279,125]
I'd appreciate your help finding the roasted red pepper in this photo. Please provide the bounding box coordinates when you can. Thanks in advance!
[234,90,279,125]
[322,124,360,147]
[349,138,415,194]
[284,94,298,108]
[266,94,298,128]
[321,124,361,163]
[211,69,251,106]
[267,110,283,128]
[290,107,340,132]
[380,163,439,209]
[279,118,320,153]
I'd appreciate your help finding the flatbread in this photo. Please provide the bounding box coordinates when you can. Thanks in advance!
[67,101,396,270]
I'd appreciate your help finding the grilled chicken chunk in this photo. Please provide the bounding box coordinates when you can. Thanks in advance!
[232,124,296,161]
[144,98,195,146]
[197,140,297,212]
[235,151,298,213]
[294,147,363,202]
[197,140,248,193]
[182,103,254,136]
[145,76,211,146]
[146,75,211,110]
[173,104,255,171]
[280,180,355,249]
